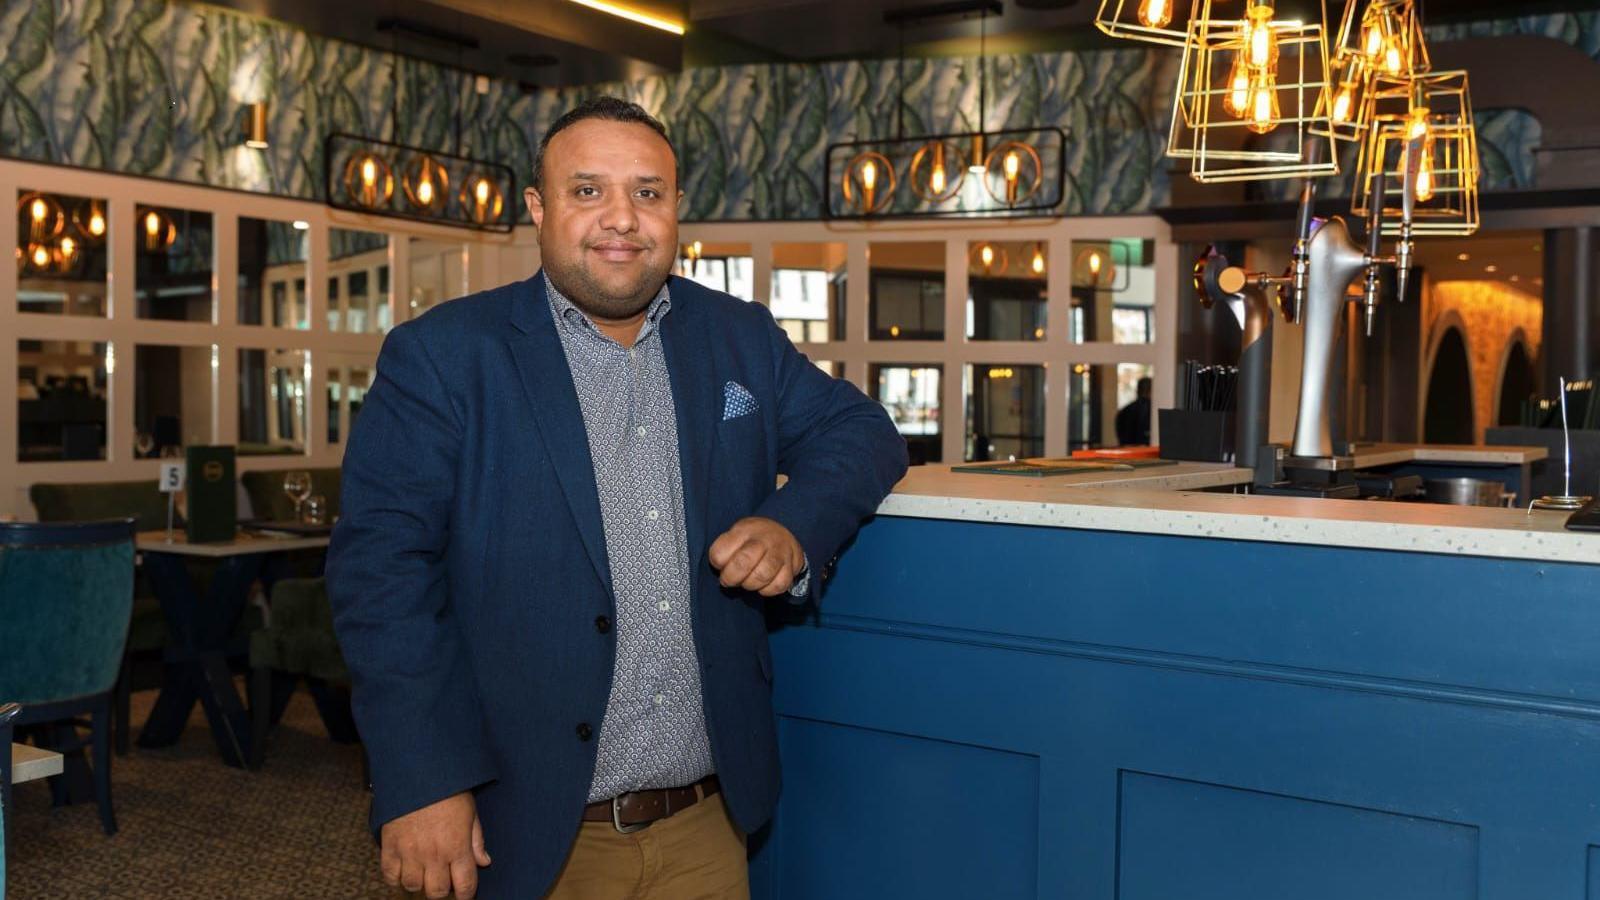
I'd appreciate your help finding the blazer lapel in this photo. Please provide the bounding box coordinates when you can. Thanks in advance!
[505,275,613,595]
[660,276,719,573]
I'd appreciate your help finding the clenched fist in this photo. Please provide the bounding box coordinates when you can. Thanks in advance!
[708,517,805,597]
[380,791,491,899]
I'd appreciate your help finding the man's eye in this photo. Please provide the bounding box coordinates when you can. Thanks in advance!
[637,189,659,200]
[576,186,598,197]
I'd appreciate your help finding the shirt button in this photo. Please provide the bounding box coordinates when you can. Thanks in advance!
[576,722,593,741]
[653,694,665,706]
[657,599,671,612]
[637,425,648,436]
[647,509,659,520]
[594,615,611,634]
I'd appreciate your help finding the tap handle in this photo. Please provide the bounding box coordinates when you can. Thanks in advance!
[1193,245,1242,309]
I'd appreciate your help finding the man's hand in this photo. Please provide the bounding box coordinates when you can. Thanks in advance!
[380,791,491,899]
[709,517,805,597]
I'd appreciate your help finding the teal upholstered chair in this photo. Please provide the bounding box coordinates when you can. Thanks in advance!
[0,520,136,837]
[30,481,171,757]
[1,701,19,900]
[247,577,357,770]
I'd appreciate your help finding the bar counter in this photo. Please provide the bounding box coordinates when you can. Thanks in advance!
[750,458,1599,900]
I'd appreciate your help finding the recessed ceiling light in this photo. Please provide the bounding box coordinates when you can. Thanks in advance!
[1456,253,1470,262]
[1484,264,1498,273]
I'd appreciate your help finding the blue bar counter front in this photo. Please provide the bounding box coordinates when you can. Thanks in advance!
[748,513,1600,900]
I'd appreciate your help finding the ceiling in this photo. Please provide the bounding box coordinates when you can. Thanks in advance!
[196,0,1600,87]
[1414,230,1544,291]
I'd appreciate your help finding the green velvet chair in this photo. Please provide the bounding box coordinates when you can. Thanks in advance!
[30,481,173,756]
[0,520,137,837]
[239,468,342,522]
[247,577,358,770]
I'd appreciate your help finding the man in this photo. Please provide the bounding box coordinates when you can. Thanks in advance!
[327,96,907,899]
[1116,376,1153,446]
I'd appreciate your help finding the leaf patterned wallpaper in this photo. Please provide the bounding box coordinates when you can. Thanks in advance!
[0,0,1588,221]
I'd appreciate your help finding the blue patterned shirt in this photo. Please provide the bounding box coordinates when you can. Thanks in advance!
[545,274,716,801]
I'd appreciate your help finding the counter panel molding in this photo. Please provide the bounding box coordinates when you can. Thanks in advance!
[748,513,1600,899]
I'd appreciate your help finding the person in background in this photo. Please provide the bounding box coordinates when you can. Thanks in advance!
[1116,376,1153,446]
[327,96,908,899]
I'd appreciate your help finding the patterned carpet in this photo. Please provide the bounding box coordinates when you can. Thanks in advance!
[7,686,397,899]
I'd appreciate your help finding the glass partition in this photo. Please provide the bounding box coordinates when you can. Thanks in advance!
[965,363,1045,461]
[18,339,109,461]
[239,217,309,328]
[870,362,942,464]
[869,242,944,340]
[1069,239,1155,344]
[16,190,109,317]
[772,242,846,343]
[137,205,215,322]
[967,240,1047,341]
[330,228,391,333]
[408,237,466,317]
[1068,362,1155,449]
[238,348,308,456]
[677,241,753,300]
[134,344,214,457]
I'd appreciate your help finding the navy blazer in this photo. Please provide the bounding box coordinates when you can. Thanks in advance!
[326,272,907,897]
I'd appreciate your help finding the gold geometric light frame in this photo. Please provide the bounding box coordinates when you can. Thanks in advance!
[1168,14,1340,183]
[1352,69,1479,237]
[1094,0,1201,47]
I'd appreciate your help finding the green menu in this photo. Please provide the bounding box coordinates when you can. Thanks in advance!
[185,445,237,543]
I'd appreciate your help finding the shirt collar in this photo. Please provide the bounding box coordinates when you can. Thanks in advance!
[543,271,673,343]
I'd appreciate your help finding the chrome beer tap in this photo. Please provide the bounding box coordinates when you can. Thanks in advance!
[1290,164,1416,460]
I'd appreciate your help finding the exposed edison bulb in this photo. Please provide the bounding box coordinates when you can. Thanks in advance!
[1414,141,1436,202]
[360,157,378,188]
[1363,20,1383,57]
[1089,251,1103,277]
[692,240,703,257]
[1407,106,1431,141]
[980,244,995,269]
[1225,52,1251,117]
[31,244,49,268]
[1247,73,1279,135]
[144,210,160,236]
[88,209,106,237]
[1331,79,1357,124]
[1003,150,1020,182]
[1031,246,1046,275]
[1243,3,1278,71]
[60,236,76,257]
[930,162,946,195]
[417,176,435,207]
[861,160,877,192]
[474,177,491,206]
[1382,34,1405,74]
[30,198,46,222]
[1136,0,1172,29]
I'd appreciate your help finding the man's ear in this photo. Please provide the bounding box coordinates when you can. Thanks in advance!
[524,187,546,229]
[676,190,685,211]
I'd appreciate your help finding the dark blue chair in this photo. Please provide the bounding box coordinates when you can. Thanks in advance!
[0,520,136,837]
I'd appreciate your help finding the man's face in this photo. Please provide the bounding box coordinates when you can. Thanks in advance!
[525,118,681,321]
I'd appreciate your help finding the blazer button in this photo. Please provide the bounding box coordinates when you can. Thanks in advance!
[576,722,593,741]
[595,615,611,634]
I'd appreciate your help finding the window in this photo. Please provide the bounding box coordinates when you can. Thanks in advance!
[239,217,308,328]
[138,206,215,322]
[18,340,109,461]
[17,190,108,317]
[965,364,1045,461]
[968,240,1047,341]
[870,242,944,340]
[772,242,846,342]
[870,363,942,464]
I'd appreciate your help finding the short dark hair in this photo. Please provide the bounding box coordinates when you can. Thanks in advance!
[530,96,676,193]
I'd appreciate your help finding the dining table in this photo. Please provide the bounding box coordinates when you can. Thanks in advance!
[134,528,330,768]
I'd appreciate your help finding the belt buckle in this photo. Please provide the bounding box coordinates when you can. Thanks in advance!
[612,795,650,834]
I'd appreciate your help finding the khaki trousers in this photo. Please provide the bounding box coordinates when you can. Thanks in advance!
[544,792,750,900]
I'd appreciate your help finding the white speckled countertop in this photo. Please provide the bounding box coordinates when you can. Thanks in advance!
[879,461,1599,566]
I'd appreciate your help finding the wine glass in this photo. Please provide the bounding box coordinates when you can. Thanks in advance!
[282,470,313,522]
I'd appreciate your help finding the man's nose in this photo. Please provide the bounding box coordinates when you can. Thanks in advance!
[597,191,639,234]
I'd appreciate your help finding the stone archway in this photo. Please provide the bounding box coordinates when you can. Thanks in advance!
[1495,330,1539,427]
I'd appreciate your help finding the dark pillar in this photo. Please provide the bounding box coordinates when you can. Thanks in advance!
[1542,227,1599,389]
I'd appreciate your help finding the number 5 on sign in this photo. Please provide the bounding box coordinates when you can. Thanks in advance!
[159,462,186,493]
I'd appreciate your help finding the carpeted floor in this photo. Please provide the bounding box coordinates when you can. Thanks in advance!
[7,685,397,899]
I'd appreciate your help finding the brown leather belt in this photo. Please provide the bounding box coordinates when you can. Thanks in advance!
[582,775,721,834]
